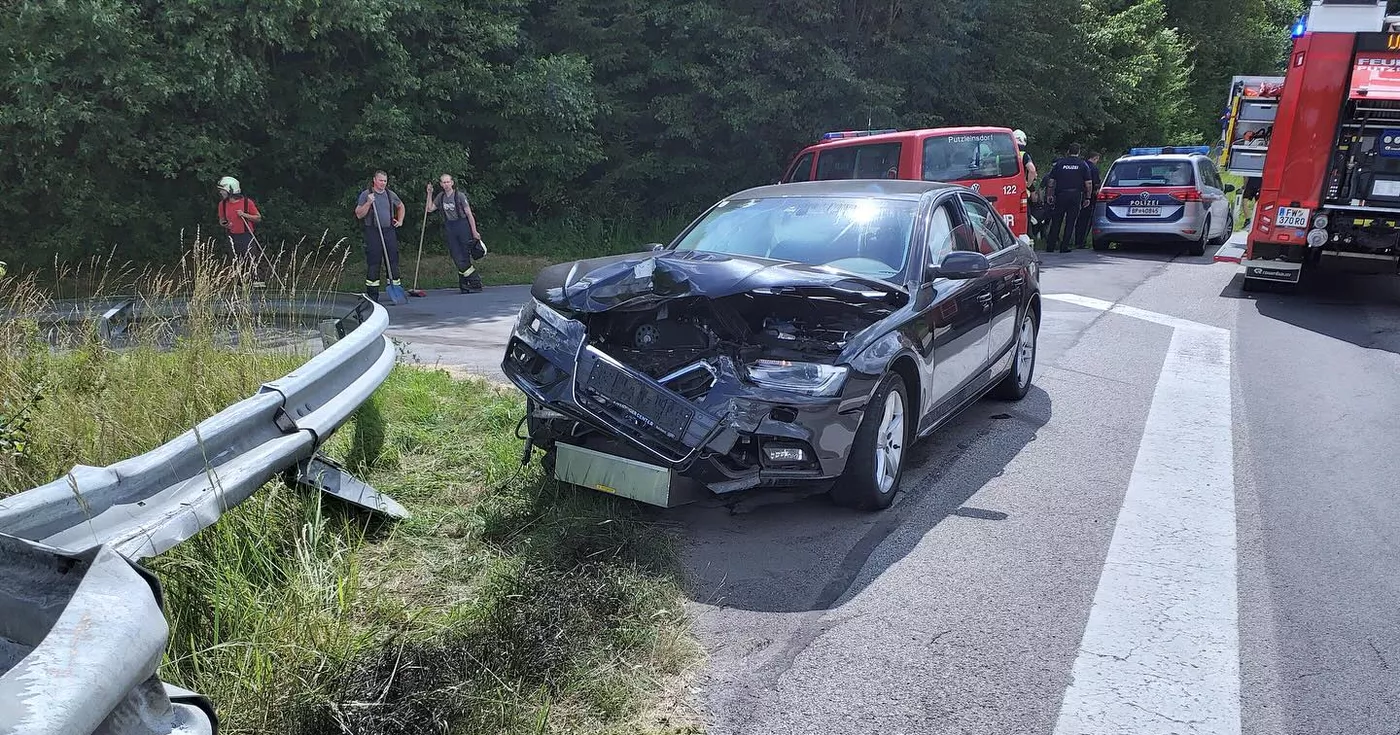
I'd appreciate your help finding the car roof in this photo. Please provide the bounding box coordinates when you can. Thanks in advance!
[805,126,1014,151]
[1113,153,1207,162]
[728,180,960,201]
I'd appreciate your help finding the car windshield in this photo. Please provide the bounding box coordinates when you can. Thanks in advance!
[923,133,1020,182]
[672,196,918,281]
[1106,159,1196,187]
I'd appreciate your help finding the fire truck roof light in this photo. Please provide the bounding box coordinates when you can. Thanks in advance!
[1127,145,1211,156]
[1292,16,1306,38]
[821,129,899,141]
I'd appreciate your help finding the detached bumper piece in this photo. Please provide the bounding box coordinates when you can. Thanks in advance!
[554,442,707,508]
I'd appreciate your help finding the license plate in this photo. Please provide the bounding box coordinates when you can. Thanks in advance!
[1128,206,1162,217]
[1276,206,1310,229]
[585,361,693,439]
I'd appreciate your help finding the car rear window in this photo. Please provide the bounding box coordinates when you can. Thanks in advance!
[922,133,1020,182]
[1105,159,1196,187]
[813,143,902,180]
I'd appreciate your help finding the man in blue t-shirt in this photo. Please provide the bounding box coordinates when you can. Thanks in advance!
[353,170,406,301]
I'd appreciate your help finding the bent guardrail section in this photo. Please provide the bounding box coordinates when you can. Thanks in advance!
[0,292,403,735]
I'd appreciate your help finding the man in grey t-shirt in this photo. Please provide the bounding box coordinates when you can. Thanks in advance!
[425,173,484,293]
[353,170,405,301]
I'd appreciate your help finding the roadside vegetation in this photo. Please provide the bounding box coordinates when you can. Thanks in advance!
[4,1,1302,280]
[0,244,700,735]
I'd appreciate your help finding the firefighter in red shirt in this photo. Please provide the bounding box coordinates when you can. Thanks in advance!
[216,176,267,288]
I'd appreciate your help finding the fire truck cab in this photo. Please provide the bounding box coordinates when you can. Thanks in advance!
[1243,0,1400,290]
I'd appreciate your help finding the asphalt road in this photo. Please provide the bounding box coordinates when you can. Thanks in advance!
[383,243,1400,735]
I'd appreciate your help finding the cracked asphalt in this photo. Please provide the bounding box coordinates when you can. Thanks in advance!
[384,243,1400,734]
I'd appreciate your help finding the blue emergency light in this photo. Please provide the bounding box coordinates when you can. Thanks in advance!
[1292,15,1307,39]
[1128,145,1211,156]
[822,129,898,141]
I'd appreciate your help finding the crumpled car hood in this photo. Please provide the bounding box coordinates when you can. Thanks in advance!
[531,250,908,313]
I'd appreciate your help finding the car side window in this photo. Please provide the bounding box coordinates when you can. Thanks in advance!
[958,194,1016,254]
[786,153,815,183]
[926,203,956,265]
[1200,160,1221,190]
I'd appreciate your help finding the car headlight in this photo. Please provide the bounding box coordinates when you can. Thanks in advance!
[746,359,848,396]
[514,299,538,335]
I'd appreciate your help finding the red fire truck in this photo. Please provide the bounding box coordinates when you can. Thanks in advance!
[1241,0,1400,291]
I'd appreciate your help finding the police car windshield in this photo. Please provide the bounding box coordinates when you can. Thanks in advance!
[1106,159,1196,187]
[923,133,1020,182]
[672,196,917,281]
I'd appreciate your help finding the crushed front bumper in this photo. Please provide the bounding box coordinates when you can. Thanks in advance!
[501,300,874,496]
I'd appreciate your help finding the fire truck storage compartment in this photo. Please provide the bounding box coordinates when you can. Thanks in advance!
[1329,101,1400,205]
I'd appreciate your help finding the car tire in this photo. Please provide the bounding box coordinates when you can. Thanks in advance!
[831,373,909,511]
[991,306,1039,401]
[1188,217,1209,256]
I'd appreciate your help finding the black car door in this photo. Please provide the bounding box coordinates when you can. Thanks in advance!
[912,198,995,425]
[958,193,1026,370]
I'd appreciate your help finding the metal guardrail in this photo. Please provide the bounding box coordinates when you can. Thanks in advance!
[0,292,404,735]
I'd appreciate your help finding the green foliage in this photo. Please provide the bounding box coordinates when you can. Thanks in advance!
[1,0,1302,271]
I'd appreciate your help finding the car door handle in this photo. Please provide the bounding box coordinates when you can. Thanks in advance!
[1010,275,1025,286]
[976,292,994,304]
[984,196,999,202]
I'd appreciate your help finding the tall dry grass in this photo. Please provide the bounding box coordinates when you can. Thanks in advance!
[0,228,351,496]
[1,232,700,735]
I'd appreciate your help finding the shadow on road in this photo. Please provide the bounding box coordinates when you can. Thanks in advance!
[676,386,1052,614]
[1035,244,1217,270]
[1219,270,1400,355]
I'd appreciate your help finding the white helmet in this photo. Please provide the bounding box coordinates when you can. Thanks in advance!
[216,176,241,195]
[1013,129,1028,147]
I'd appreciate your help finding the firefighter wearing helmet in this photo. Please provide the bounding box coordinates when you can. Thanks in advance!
[216,175,268,288]
[1016,130,1045,241]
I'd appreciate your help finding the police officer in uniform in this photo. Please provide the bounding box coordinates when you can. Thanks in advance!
[1045,143,1093,253]
[1073,151,1102,249]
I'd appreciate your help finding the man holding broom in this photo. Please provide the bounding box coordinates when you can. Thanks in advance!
[353,170,406,302]
[425,173,485,294]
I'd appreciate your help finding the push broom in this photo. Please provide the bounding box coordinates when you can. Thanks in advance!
[406,196,429,298]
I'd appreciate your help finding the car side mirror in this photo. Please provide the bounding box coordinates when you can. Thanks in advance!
[929,251,990,280]
[1224,184,1237,193]
[647,243,666,253]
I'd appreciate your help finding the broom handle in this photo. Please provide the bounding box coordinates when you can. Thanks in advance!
[373,194,394,286]
[413,196,428,290]
[244,226,287,290]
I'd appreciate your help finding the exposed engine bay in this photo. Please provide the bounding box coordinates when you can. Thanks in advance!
[581,293,882,381]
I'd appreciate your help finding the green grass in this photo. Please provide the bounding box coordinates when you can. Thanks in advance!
[0,242,702,735]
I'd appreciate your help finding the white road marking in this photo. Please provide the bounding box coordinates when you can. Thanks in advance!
[1043,293,1225,334]
[1046,295,1238,735]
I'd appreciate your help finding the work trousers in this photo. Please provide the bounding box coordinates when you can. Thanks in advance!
[445,219,483,290]
[229,232,267,284]
[1048,190,1083,252]
[364,226,401,291]
[1073,197,1096,249]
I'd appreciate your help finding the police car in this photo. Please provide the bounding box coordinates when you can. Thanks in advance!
[1091,146,1236,256]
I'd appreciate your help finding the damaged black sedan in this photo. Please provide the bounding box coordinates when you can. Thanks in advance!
[502,180,1041,510]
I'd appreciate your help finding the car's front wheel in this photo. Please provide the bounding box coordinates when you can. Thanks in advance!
[831,373,909,511]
